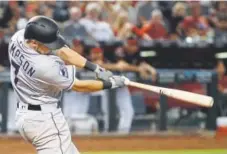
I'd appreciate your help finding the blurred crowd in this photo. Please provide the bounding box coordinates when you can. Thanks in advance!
[1,1,227,42]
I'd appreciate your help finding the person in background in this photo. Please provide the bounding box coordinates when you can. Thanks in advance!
[168,2,187,40]
[0,1,20,134]
[209,1,227,32]
[80,2,114,42]
[0,1,19,41]
[71,38,85,56]
[179,1,211,39]
[113,11,151,40]
[0,65,4,72]
[96,1,115,24]
[63,6,89,42]
[109,36,157,81]
[0,30,7,71]
[0,28,17,134]
[0,30,10,68]
[17,1,50,31]
[113,11,133,40]
[41,3,54,18]
[66,0,81,9]
[0,1,14,29]
[111,1,138,25]
[141,9,168,40]
[135,1,159,26]
[88,46,134,134]
[52,2,69,23]
[24,1,40,19]
[215,60,227,116]
[133,9,168,40]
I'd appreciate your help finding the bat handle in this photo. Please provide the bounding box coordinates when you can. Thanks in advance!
[123,77,130,86]
[127,81,138,87]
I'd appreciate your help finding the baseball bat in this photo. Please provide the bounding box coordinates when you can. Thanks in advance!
[127,81,213,107]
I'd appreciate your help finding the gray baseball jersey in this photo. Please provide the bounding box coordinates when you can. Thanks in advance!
[8,29,76,105]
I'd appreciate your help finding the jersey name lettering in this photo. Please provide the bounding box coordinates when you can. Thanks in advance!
[10,43,36,77]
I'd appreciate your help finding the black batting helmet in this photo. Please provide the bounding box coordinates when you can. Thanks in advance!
[24,16,66,50]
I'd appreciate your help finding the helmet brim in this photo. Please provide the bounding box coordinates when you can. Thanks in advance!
[43,34,66,50]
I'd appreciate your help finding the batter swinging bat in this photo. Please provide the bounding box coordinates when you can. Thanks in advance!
[127,81,213,107]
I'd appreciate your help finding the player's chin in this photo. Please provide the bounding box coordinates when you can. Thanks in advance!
[46,51,52,55]
[41,50,52,55]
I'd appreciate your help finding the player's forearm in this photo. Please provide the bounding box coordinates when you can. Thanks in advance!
[101,61,139,72]
[100,63,139,72]
[56,47,87,68]
[123,65,140,72]
[56,47,100,72]
[217,21,227,29]
[71,80,111,92]
[99,63,118,71]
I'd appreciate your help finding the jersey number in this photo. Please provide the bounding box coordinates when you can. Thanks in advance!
[12,60,20,85]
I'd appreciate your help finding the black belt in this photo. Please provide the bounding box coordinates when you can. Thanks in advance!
[17,102,41,111]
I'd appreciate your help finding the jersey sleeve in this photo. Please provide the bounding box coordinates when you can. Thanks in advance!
[35,61,76,91]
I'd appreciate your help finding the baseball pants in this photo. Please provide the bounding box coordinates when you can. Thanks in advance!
[15,103,80,154]
[116,87,134,133]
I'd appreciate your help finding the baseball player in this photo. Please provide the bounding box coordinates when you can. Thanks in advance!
[9,16,129,154]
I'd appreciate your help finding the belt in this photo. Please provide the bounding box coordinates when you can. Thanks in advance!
[17,102,41,111]
[17,102,60,111]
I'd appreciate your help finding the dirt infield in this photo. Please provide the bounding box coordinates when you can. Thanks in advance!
[0,133,226,154]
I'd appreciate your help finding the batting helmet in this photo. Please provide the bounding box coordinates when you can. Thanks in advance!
[24,16,66,50]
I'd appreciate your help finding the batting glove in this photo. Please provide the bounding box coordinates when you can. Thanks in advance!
[109,76,130,89]
[95,65,113,81]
